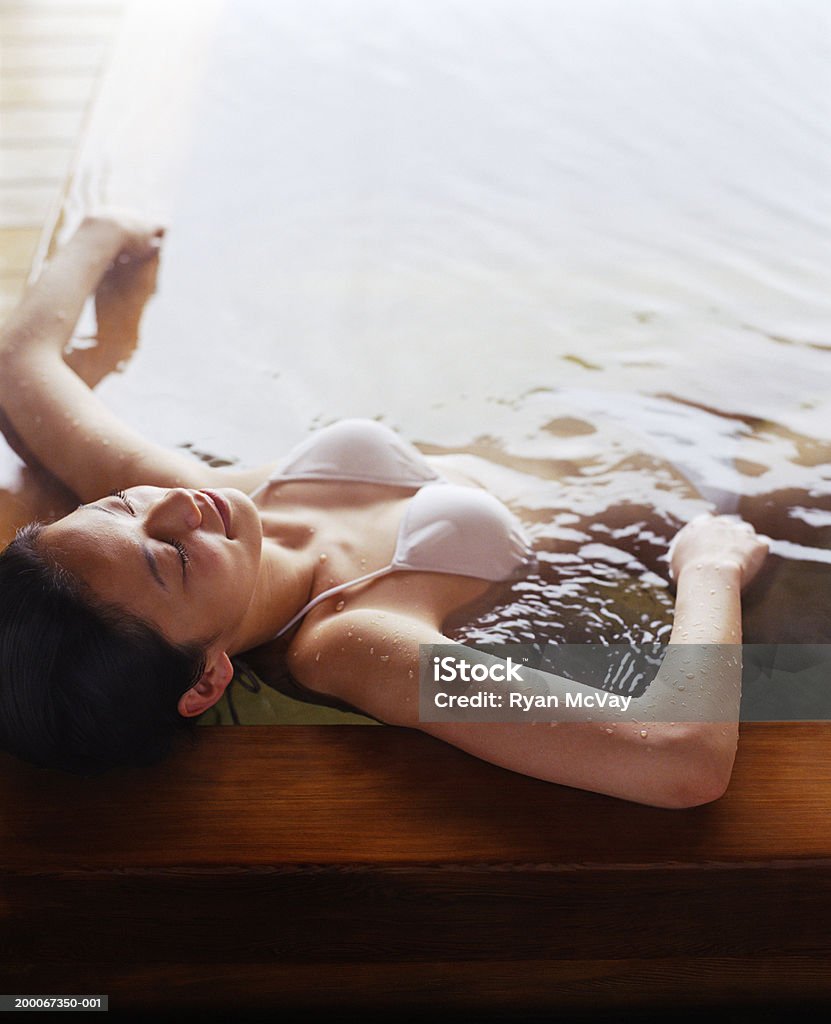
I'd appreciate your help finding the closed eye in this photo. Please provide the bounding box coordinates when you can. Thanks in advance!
[110,489,136,515]
[168,537,190,575]
[110,490,188,577]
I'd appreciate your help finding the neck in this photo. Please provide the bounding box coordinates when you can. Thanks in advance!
[225,536,314,657]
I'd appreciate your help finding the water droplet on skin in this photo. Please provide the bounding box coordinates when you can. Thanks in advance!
[640,730,648,738]
[605,727,614,735]
[369,647,374,655]
[315,652,321,661]
[408,670,414,679]
[102,439,110,446]
[319,553,327,562]
[685,672,694,680]
[379,655,389,662]
[335,600,345,611]
[709,589,715,595]
[347,630,353,637]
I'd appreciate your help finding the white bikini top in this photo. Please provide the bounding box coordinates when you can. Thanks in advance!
[249,419,536,638]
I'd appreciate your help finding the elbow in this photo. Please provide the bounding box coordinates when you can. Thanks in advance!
[658,726,738,810]
[665,769,732,810]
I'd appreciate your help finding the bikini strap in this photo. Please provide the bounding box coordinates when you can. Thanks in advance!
[272,563,397,639]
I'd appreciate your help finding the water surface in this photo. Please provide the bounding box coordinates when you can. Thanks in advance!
[12,0,830,716]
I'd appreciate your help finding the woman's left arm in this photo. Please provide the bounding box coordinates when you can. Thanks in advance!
[289,516,768,809]
[0,215,275,502]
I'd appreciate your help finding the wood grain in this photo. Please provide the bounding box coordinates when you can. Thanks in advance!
[3,723,831,1009]
[2,724,831,872]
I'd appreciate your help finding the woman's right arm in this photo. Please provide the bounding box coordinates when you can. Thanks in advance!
[0,215,187,501]
[289,515,768,809]
[0,214,279,501]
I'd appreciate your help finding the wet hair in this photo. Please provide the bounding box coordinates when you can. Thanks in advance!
[0,521,211,777]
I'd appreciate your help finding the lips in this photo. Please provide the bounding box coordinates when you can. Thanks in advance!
[200,490,232,538]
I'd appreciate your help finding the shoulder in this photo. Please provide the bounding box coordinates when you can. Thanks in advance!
[287,608,447,727]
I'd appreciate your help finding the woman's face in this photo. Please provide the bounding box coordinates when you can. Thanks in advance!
[39,486,263,648]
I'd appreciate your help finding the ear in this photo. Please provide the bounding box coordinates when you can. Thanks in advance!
[177,650,235,718]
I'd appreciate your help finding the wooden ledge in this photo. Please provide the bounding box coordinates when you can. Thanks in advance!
[3,723,831,1010]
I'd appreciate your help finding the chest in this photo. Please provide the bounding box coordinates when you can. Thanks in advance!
[258,482,409,579]
[256,481,496,637]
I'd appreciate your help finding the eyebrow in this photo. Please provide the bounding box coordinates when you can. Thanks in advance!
[76,504,169,591]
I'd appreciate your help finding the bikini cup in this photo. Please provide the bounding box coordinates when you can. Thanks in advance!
[392,483,535,579]
[250,418,441,496]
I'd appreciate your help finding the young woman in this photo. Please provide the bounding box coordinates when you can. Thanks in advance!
[0,212,768,807]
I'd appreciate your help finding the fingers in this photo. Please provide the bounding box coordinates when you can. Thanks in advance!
[666,511,768,588]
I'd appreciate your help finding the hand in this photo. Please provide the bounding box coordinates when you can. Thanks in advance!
[668,513,769,591]
[83,207,167,262]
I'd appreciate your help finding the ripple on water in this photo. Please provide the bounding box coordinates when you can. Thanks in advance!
[442,390,831,667]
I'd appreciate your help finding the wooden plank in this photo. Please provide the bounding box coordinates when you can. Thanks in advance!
[0,41,107,74]
[3,960,831,1013]
[0,1,121,10]
[0,107,85,141]
[0,13,118,37]
[5,862,831,962]
[0,184,57,226]
[41,0,223,256]
[0,73,96,105]
[2,724,831,872]
[0,143,72,182]
[2,718,830,1014]
[0,226,39,274]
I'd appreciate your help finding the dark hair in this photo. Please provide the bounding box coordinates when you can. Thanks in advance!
[0,521,210,776]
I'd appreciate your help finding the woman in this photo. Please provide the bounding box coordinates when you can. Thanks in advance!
[0,211,768,807]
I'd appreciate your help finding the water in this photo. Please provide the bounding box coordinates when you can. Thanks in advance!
[28,0,831,677]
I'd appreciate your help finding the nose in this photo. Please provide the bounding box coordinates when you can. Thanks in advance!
[143,488,202,539]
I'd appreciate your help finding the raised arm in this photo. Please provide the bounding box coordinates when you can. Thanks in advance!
[0,214,277,503]
[290,515,768,809]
